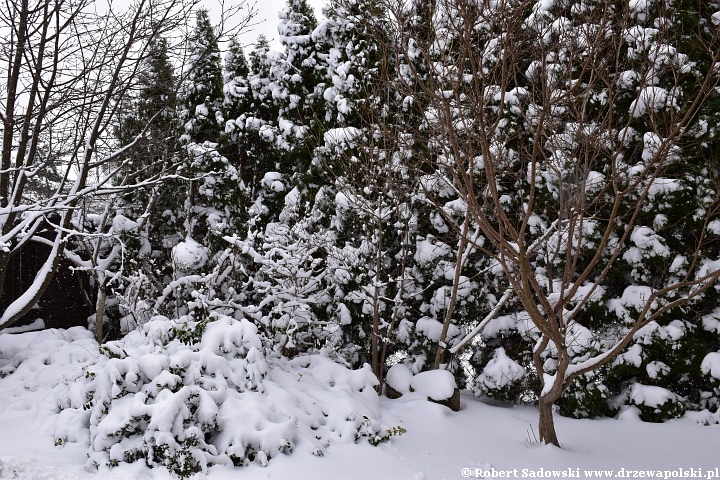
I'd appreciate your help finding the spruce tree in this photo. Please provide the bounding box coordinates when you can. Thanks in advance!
[178,8,239,244]
[219,38,253,230]
[111,36,184,334]
[179,8,224,145]
[311,0,456,389]
[276,0,320,145]
[236,34,287,224]
[114,36,182,248]
[115,37,178,194]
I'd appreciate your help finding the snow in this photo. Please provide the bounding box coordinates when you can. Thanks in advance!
[409,370,456,402]
[414,237,451,265]
[415,317,443,342]
[617,70,639,88]
[629,0,652,21]
[284,186,301,207]
[172,237,209,271]
[702,308,720,334]
[476,347,525,390]
[584,170,605,194]
[647,178,682,198]
[701,352,720,379]
[622,226,670,264]
[415,316,460,342]
[323,127,362,147]
[0,327,719,479]
[631,87,677,118]
[110,215,138,233]
[632,320,687,345]
[646,361,670,379]
[609,285,657,316]
[618,344,644,368]
[628,384,678,409]
[195,103,209,117]
[1,318,45,334]
[386,364,414,394]
[261,171,286,192]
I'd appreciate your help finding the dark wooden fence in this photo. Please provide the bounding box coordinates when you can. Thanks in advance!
[1,223,94,330]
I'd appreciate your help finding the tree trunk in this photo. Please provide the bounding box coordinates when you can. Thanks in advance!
[433,210,471,369]
[95,285,107,344]
[0,254,9,309]
[372,218,383,394]
[538,397,560,447]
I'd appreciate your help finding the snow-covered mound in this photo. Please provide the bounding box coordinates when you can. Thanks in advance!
[57,314,389,477]
[385,364,459,411]
[0,327,99,425]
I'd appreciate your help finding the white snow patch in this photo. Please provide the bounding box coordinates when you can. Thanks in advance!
[2,328,720,479]
[476,347,525,391]
[631,87,677,118]
[629,384,678,408]
[285,186,301,207]
[323,127,362,147]
[700,352,720,379]
[409,370,457,402]
[386,363,414,394]
[172,237,209,271]
[416,316,460,342]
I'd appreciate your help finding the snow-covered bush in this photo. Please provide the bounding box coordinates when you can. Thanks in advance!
[469,313,540,404]
[627,384,687,423]
[384,363,458,411]
[558,370,619,420]
[474,347,526,401]
[66,314,389,477]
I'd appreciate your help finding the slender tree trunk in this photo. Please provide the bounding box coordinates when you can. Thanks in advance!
[0,254,9,308]
[538,397,560,447]
[95,284,107,344]
[372,217,383,394]
[433,210,471,369]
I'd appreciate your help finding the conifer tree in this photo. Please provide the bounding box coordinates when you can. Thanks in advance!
[115,36,178,197]
[219,38,254,230]
[234,35,287,223]
[225,38,251,81]
[312,0,452,390]
[178,8,238,243]
[112,36,184,333]
[114,35,183,250]
[180,8,224,145]
[276,0,322,180]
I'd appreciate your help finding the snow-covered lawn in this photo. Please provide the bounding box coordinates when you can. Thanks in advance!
[0,327,718,480]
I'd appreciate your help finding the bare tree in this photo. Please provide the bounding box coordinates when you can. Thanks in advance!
[0,0,254,331]
[353,0,720,445]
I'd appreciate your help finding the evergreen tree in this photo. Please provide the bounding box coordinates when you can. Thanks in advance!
[178,8,239,244]
[224,37,250,82]
[232,35,287,224]
[179,8,224,145]
[115,36,178,194]
[389,0,720,442]
[219,38,254,230]
[276,0,321,169]
[114,35,183,262]
[104,36,185,337]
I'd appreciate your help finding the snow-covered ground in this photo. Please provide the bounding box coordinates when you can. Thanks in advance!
[0,328,718,480]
